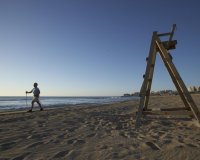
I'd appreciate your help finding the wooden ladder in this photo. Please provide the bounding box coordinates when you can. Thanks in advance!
[135,24,200,129]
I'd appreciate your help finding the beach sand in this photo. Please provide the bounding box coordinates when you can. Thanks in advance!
[0,95,200,160]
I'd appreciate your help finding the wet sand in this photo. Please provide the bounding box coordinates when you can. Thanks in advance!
[0,95,200,160]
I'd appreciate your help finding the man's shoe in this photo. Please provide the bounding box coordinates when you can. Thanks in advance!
[40,108,44,111]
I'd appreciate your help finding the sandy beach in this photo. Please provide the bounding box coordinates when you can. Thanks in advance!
[1,95,200,160]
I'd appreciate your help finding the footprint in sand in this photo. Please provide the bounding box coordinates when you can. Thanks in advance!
[186,143,198,148]
[67,139,76,144]
[145,141,161,150]
[157,131,166,136]
[0,141,16,151]
[68,126,78,132]
[11,152,31,160]
[26,141,43,149]
[160,120,173,126]
[56,133,66,139]
[163,139,172,144]
[67,139,86,145]
[53,150,69,158]
[99,145,108,149]
[29,134,43,140]
[86,133,96,138]
[74,139,86,145]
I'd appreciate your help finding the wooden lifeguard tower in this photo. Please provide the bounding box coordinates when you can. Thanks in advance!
[135,24,200,128]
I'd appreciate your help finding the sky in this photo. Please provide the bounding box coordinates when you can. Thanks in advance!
[0,0,200,96]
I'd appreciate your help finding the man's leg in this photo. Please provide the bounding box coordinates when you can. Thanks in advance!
[31,101,34,110]
[27,101,34,112]
[37,102,43,111]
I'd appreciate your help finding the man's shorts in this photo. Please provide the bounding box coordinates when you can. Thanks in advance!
[32,97,40,103]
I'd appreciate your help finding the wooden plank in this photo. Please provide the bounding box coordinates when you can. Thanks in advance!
[168,24,176,43]
[136,32,158,129]
[156,41,191,108]
[155,38,190,109]
[162,40,177,50]
[143,110,193,116]
[157,32,171,37]
[161,107,191,111]
[139,35,157,98]
[143,34,157,110]
[146,107,190,111]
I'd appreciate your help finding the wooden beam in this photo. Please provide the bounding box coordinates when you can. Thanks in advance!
[157,32,171,37]
[143,38,157,110]
[135,32,157,129]
[146,107,191,111]
[168,24,176,42]
[155,38,190,109]
[143,110,193,116]
[161,107,191,111]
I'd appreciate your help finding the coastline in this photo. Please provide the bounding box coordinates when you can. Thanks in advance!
[0,95,200,160]
[0,96,139,111]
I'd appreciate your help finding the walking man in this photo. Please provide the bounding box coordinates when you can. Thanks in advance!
[26,82,43,112]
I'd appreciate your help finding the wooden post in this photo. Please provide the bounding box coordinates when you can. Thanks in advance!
[135,32,157,128]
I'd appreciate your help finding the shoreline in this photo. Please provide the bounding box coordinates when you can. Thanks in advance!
[0,96,139,112]
[1,95,200,160]
[0,99,137,114]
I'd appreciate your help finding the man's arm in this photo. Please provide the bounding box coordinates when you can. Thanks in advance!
[26,89,33,94]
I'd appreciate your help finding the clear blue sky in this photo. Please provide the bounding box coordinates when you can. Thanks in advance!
[0,0,200,96]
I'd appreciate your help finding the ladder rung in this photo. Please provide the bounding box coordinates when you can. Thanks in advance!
[157,32,171,37]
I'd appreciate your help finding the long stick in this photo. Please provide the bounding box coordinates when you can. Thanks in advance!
[26,93,27,107]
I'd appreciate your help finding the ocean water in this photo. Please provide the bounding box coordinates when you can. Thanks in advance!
[0,96,138,110]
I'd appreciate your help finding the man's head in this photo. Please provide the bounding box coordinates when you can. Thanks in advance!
[33,83,38,87]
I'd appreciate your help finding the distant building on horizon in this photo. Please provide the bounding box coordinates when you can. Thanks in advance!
[124,86,199,97]
[123,93,131,97]
[188,86,200,92]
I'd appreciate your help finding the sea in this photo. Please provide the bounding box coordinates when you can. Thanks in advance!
[0,96,139,111]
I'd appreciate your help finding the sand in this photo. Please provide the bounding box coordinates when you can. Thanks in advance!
[0,95,200,160]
